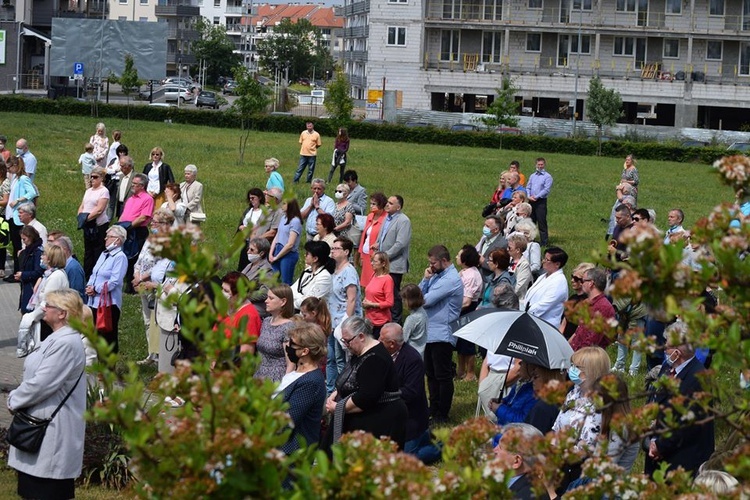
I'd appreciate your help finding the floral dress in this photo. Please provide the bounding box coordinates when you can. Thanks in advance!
[621,167,639,199]
[254,317,293,382]
[332,202,356,240]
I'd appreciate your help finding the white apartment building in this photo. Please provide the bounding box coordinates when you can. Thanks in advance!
[109,0,157,22]
[344,0,750,129]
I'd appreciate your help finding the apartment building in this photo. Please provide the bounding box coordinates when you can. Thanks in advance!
[345,0,750,129]
[243,3,343,69]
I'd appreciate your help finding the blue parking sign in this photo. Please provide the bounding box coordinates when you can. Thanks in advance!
[74,62,84,75]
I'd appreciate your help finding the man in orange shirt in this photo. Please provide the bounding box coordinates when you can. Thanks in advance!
[293,122,322,184]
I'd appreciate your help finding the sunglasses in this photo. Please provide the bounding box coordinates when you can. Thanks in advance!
[90,175,100,179]
[632,216,642,222]
[572,276,583,283]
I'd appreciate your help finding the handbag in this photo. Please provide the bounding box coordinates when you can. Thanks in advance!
[189,212,206,223]
[95,282,113,333]
[7,371,84,453]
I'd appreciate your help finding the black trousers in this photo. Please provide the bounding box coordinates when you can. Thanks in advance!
[530,197,549,246]
[390,272,403,325]
[83,223,108,280]
[92,304,121,354]
[424,341,455,419]
[9,219,23,273]
[18,470,75,500]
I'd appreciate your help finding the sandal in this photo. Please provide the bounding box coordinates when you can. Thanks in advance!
[164,396,185,408]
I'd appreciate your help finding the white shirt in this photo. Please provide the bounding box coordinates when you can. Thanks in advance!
[523,268,568,326]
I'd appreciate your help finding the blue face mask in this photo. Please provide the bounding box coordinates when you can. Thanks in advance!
[40,259,48,270]
[568,365,583,385]
[482,227,493,237]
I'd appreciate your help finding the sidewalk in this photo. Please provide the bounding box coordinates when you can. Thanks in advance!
[0,277,26,429]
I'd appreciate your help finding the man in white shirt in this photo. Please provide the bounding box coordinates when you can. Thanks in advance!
[17,203,47,246]
[523,246,569,326]
[664,208,685,244]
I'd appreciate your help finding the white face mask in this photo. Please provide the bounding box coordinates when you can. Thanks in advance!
[16,148,24,156]
[106,241,119,252]
[246,253,261,263]
[334,192,344,200]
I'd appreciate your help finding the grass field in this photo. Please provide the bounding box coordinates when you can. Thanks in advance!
[0,111,736,495]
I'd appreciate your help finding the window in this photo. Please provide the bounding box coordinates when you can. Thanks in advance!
[709,0,724,15]
[214,0,220,5]
[441,30,460,61]
[443,0,460,18]
[663,39,679,58]
[741,42,750,75]
[707,40,722,60]
[573,0,592,9]
[140,0,147,4]
[616,0,636,11]
[389,0,408,3]
[139,16,148,21]
[118,15,127,19]
[213,16,220,24]
[387,27,406,46]
[119,0,126,4]
[665,0,681,14]
[482,31,502,63]
[483,0,502,20]
[569,35,591,53]
[745,0,750,30]
[526,33,541,52]
[614,36,635,56]
[528,0,542,7]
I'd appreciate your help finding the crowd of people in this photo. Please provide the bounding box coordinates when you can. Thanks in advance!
[1,122,739,498]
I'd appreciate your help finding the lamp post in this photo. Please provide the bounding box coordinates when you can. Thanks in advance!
[571,3,583,136]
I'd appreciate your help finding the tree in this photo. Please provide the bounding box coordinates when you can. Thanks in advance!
[230,66,271,164]
[480,77,520,129]
[325,66,353,124]
[191,18,242,85]
[256,18,333,83]
[587,76,623,154]
[108,53,144,120]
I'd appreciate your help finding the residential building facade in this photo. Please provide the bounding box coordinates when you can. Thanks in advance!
[347,0,750,129]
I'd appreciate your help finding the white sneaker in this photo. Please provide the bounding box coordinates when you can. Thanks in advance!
[137,353,157,365]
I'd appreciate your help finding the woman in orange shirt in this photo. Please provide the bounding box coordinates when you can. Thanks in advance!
[361,251,394,339]
[357,192,387,287]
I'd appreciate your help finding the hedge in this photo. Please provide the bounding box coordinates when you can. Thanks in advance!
[0,95,727,164]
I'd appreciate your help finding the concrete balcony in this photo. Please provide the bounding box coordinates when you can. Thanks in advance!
[225,6,244,15]
[343,0,369,16]
[349,75,367,87]
[167,28,200,40]
[166,53,197,64]
[343,50,368,62]
[343,25,368,38]
[155,5,200,17]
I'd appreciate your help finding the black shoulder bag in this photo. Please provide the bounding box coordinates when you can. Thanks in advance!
[7,370,84,453]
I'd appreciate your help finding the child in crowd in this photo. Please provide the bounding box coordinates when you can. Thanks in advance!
[78,142,97,189]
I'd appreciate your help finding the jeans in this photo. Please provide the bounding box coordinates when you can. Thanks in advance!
[294,155,317,183]
[614,318,645,374]
[424,341,455,419]
[326,333,347,394]
[271,245,298,285]
[404,429,442,465]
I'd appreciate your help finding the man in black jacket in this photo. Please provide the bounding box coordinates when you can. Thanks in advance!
[645,321,714,478]
[493,423,551,499]
[380,322,441,464]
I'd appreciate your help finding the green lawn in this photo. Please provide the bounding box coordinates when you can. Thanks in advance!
[0,111,734,494]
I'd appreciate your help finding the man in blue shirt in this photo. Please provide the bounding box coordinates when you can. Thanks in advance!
[300,179,335,240]
[16,138,38,183]
[526,157,554,246]
[48,232,86,301]
[419,245,463,424]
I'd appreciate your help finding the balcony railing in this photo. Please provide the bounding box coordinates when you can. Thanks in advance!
[349,75,367,87]
[343,25,368,38]
[166,53,197,64]
[225,6,244,14]
[167,28,200,40]
[343,50,368,62]
[155,5,200,16]
[343,0,369,16]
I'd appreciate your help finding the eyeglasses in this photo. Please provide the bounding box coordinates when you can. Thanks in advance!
[341,335,358,346]
[132,182,144,187]
[44,304,63,312]
[542,258,552,263]
[582,279,593,283]
[571,276,583,283]
[335,190,343,193]
[331,247,343,251]
[90,175,100,179]
[151,152,162,157]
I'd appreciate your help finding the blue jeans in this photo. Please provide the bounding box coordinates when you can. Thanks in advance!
[614,318,645,374]
[326,333,347,394]
[271,245,298,285]
[404,429,442,465]
[294,155,317,183]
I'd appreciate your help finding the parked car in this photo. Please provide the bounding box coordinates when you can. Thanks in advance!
[727,142,750,153]
[450,123,479,132]
[163,77,199,91]
[404,121,430,128]
[162,85,192,103]
[542,130,569,138]
[196,91,219,109]
[495,127,523,135]
[223,81,238,95]
[681,140,708,148]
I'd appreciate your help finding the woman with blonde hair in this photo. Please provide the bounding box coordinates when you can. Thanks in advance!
[143,147,175,208]
[254,284,296,382]
[332,183,356,240]
[8,288,86,500]
[513,220,541,276]
[560,262,596,339]
[77,166,110,277]
[89,122,109,168]
[264,157,284,193]
[361,251,394,339]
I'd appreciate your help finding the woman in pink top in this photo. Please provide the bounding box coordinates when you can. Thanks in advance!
[357,192,387,287]
[361,251,394,339]
[77,166,110,278]
[456,244,483,381]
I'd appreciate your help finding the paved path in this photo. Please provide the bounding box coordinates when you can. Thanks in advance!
[0,275,27,429]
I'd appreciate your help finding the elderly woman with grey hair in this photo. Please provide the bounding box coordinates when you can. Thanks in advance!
[240,237,275,317]
[513,220,542,277]
[85,224,128,353]
[324,316,407,449]
[89,122,109,168]
[332,183,356,239]
[180,164,204,223]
